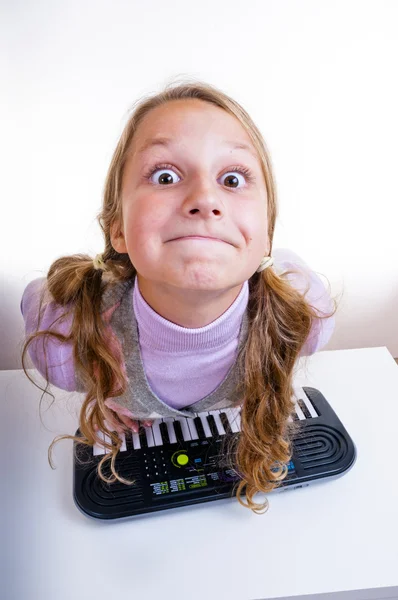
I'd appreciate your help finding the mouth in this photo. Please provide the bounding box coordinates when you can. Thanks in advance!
[169,236,228,244]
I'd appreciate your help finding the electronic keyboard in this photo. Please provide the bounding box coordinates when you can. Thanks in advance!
[73,386,357,520]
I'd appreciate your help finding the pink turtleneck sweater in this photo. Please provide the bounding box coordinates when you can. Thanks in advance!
[20,249,335,412]
[132,277,249,408]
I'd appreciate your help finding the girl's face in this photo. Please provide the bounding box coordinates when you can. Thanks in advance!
[111,99,269,292]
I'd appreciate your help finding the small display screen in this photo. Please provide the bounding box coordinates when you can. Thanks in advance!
[149,469,240,497]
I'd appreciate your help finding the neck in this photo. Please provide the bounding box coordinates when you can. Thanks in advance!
[135,276,246,328]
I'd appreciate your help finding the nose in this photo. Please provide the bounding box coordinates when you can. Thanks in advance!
[182,176,224,218]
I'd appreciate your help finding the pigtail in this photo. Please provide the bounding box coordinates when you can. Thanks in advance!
[21,250,136,483]
[230,266,337,513]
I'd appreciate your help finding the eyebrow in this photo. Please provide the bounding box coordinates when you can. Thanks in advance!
[135,137,258,160]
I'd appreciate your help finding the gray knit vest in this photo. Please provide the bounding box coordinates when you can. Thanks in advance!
[78,278,250,420]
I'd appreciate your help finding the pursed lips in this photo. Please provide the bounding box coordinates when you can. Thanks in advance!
[169,236,228,243]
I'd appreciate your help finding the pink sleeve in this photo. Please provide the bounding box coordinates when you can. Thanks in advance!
[20,277,79,391]
[20,277,124,396]
[272,248,336,356]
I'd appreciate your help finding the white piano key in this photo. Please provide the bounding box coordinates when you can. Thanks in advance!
[93,431,112,456]
[119,432,127,452]
[293,397,305,421]
[132,430,141,450]
[295,386,318,418]
[230,407,241,431]
[209,410,226,436]
[93,431,106,456]
[218,409,234,433]
[292,385,313,420]
[163,418,177,444]
[288,388,298,422]
[186,417,198,440]
[103,433,112,453]
[223,408,240,433]
[174,417,192,441]
[151,420,163,446]
[197,412,212,438]
[294,400,306,420]
[145,426,155,447]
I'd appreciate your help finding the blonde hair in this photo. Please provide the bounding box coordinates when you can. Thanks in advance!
[21,78,338,514]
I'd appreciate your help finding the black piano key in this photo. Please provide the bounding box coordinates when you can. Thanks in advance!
[123,430,133,451]
[138,425,148,448]
[220,412,232,435]
[159,421,170,444]
[206,414,220,438]
[298,399,312,419]
[194,416,206,440]
[173,420,184,443]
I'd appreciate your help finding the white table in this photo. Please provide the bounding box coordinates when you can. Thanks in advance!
[1,347,398,600]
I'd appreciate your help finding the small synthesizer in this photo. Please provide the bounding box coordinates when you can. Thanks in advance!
[73,386,357,520]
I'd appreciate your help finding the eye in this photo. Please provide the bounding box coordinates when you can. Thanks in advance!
[145,164,181,185]
[221,169,248,189]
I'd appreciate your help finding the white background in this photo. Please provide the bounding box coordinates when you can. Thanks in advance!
[2,0,398,367]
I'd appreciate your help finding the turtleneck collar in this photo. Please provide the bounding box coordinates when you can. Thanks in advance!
[132,276,249,353]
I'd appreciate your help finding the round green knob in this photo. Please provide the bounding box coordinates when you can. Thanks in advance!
[176,453,189,465]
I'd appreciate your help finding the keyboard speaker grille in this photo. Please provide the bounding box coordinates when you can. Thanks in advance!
[84,461,145,508]
[293,424,348,470]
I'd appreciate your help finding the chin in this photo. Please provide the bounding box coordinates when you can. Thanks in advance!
[172,268,237,290]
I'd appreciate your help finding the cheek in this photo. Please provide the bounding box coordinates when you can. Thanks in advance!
[123,199,169,248]
[241,212,268,247]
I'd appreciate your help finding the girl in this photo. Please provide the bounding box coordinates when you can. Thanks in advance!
[21,79,337,514]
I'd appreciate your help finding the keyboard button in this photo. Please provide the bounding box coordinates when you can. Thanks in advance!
[231,408,241,431]
[139,426,148,448]
[93,431,106,456]
[119,432,127,452]
[93,431,112,456]
[194,416,206,439]
[151,420,163,446]
[209,410,226,436]
[206,414,219,438]
[145,426,155,447]
[293,397,306,420]
[132,430,141,450]
[172,419,184,443]
[174,417,192,441]
[104,433,112,453]
[198,412,212,438]
[297,399,312,419]
[159,421,170,444]
[186,418,199,440]
[224,408,240,433]
[163,417,178,444]
[296,387,318,418]
[219,411,232,434]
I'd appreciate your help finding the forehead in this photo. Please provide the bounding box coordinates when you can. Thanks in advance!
[129,99,258,160]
